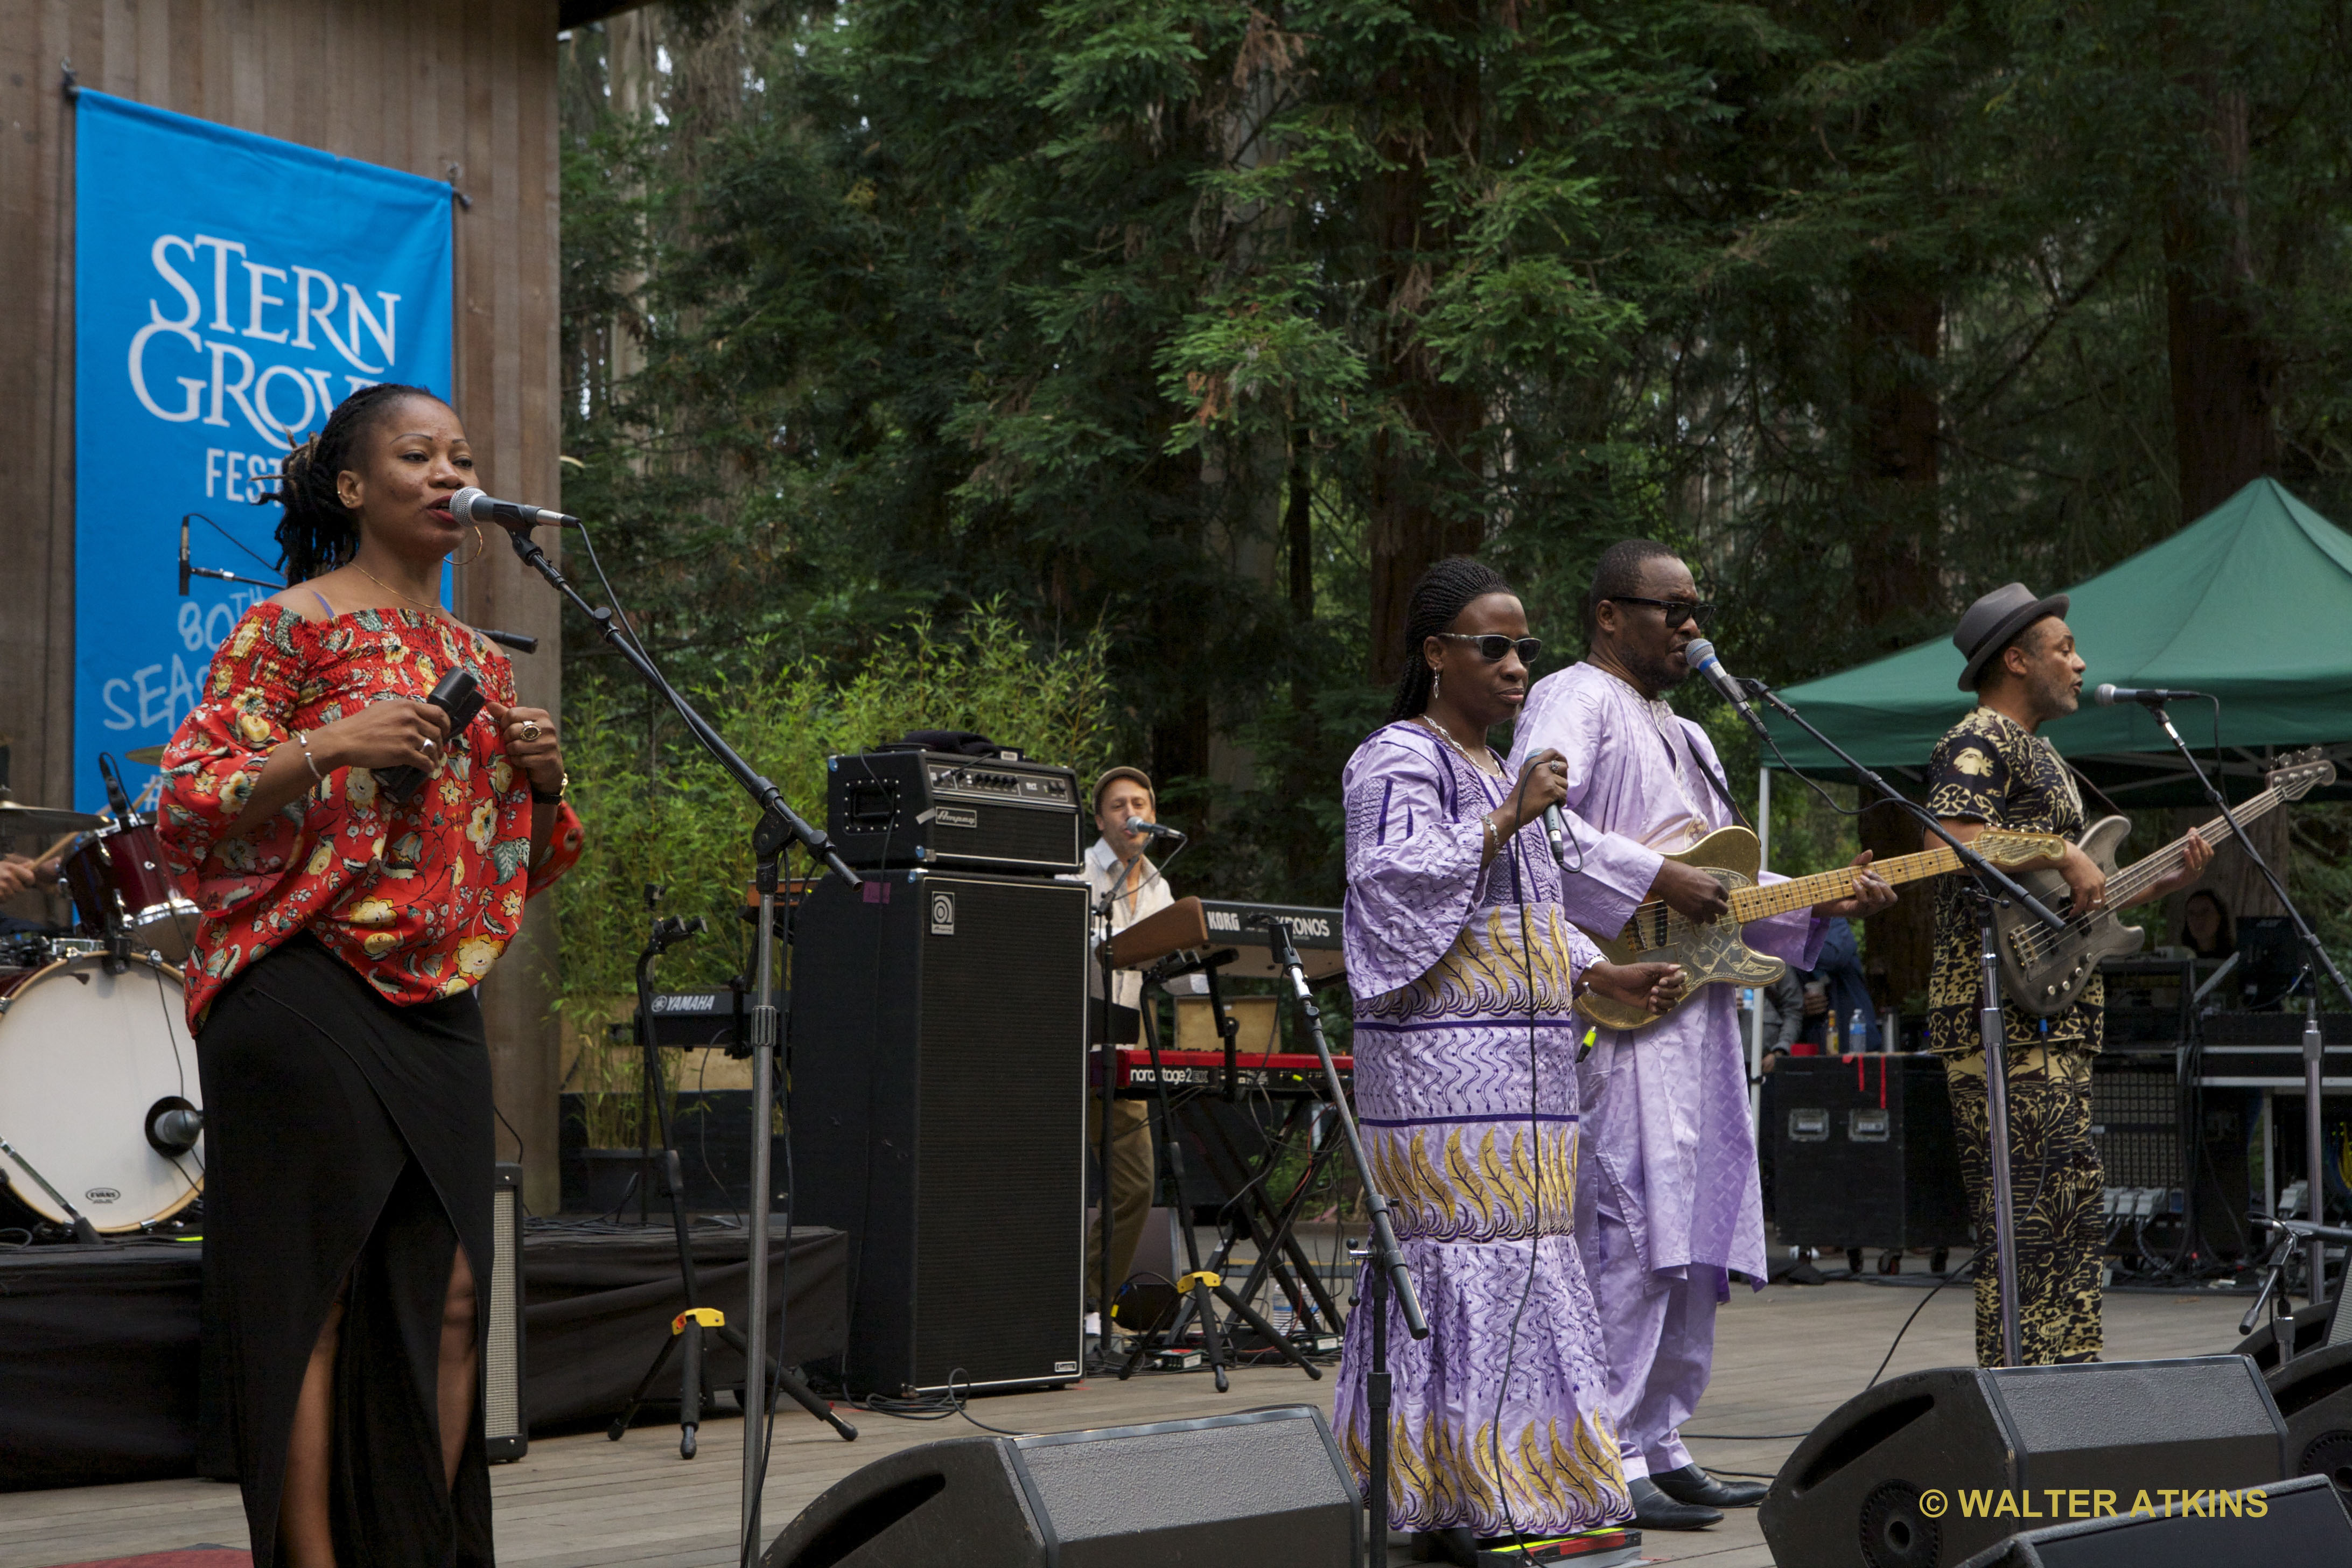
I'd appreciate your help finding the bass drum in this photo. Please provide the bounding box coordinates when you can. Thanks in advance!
[0,953,202,1234]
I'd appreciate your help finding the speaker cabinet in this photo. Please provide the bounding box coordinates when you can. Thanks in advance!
[789,869,1087,1398]
[761,1405,1362,1568]
[485,1160,525,1461]
[2265,1341,2352,1493]
[1950,1471,2352,1566]
[1769,1055,1972,1251]
[1758,1357,2288,1568]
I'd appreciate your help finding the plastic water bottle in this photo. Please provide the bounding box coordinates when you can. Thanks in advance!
[1849,1007,1870,1053]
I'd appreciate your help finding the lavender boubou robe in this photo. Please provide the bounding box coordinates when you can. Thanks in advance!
[1332,722,1633,1536]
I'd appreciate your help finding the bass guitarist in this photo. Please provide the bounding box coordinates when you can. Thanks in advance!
[1509,538,1894,1531]
[1927,583,2211,1366]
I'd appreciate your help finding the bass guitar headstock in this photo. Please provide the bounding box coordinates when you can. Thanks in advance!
[1972,829,2068,867]
[2266,746,2337,802]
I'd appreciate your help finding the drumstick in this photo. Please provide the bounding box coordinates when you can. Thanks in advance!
[30,831,80,869]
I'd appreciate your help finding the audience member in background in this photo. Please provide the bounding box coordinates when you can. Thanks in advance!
[2180,888,2235,960]
[1757,969,1805,1063]
[1796,916,1882,1052]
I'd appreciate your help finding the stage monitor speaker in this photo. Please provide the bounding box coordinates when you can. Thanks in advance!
[1757,1356,2288,1568]
[2264,1340,2352,1493]
[789,869,1087,1398]
[485,1160,526,1462]
[1949,1471,2352,1566]
[760,1405,1362,1568]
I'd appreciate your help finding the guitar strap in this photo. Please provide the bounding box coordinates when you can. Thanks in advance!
[1656,713,1755,834]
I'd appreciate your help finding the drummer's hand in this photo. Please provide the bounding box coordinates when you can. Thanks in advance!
[1586,960,1686,1016]
[0,854,37,899]
[317,698,451,772]
[487,702,564,795]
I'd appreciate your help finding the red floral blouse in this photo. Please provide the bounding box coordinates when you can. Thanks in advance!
[157,604,585,1027]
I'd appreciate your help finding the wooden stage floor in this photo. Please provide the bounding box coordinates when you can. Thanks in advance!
[0,1277,2261,1567]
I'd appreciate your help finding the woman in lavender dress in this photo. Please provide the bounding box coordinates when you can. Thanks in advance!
[1336,558,1684,1565]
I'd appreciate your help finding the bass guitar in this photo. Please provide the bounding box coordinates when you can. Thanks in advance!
[1573,824,2066,1031]
[1994,747,2335,1016]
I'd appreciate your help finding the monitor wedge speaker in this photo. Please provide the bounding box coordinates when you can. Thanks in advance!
[1757,1357,2287,1568]
[2265,1340,2352,1494]
[760,1405,1361,1568]
[1950,1471,2352,1566]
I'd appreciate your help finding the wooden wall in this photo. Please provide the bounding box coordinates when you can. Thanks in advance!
[0,0,568,1209]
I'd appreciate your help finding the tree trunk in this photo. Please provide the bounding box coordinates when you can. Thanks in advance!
[2164,86,2277,520]
[1362,4,1485,682]
[1848,263,1943,636]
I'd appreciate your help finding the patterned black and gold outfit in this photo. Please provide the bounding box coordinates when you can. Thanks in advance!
[1925,706,2104,1367]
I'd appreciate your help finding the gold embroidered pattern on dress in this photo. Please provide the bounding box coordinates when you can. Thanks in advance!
[1361,905,1577,1024]
[1366,1120,1579,1242]
[1344,1405,1630,1536]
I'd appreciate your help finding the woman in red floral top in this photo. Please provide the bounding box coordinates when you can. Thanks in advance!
[158,383,581,1568]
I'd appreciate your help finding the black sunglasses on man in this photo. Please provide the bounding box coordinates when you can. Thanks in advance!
[1607,596,1717,632]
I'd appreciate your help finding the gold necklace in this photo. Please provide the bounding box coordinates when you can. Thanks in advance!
[1415,713,1496,771]
[351,565,445,619]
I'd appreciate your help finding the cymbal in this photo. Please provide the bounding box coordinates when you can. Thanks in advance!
[0,801,105,837]
[124,745,167,766]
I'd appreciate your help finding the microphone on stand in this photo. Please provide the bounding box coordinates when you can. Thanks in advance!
[2094,684,2208,706]
[1685,638,1769,738]
[1124,816,1186,842]
[450,486,582,534]
[179,515,192,597]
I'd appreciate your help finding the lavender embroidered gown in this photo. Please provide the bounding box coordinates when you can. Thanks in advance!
[1333,722,1634,1536]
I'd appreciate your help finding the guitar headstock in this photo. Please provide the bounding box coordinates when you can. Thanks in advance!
[2266,746,2337,802]
[1973,829,2068,867]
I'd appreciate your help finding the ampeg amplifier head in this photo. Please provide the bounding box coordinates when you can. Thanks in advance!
[827,750,1082,874]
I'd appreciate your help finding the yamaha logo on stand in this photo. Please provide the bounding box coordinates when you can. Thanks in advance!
[928,891,956,936]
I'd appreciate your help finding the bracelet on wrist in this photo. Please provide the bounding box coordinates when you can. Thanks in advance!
[530,769,568,804]
[292,730,326,787]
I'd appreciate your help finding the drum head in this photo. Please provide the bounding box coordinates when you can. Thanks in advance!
[0,955,201,1233]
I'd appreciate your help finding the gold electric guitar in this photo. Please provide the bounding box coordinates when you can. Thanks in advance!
[1995,747,2335,1016]
[1572,825,2066,1031]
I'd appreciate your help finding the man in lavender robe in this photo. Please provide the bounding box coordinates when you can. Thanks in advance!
[1508,539,1895,1531]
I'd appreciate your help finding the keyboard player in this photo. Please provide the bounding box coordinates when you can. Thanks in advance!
[1083,765,1172,1357]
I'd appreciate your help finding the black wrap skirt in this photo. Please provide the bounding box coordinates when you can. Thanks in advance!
[197,935,494,1566]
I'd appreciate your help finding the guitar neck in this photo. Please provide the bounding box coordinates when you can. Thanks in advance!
[2104,784,2283,907]
[1727,844,1965,922]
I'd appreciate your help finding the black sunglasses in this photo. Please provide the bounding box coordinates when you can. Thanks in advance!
[1436,632,1543,663]
[1607,596,1717,631]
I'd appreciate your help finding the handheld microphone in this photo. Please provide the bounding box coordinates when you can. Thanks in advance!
[179,515,192,597]
[450,486,581,533]
[1685,638,1768,736]
[2094,683,2207,706]
[1124,815,1186,841]
[1542,804,1571,866]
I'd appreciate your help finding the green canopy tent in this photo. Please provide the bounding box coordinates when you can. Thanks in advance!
[1754,479,2352,845]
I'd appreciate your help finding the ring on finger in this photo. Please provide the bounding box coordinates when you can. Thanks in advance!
[520,719,542,743]
[423,738,436,752]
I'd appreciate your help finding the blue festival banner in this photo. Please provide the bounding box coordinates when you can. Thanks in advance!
[73,90,453,811]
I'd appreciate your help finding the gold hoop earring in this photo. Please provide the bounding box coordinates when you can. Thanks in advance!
[446,525,486,568]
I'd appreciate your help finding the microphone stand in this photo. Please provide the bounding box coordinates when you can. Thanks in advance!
[1251,913,1426,1559]
[501,527,859,1562]
[2138,701,2352,1339]
[1746,678,2067,1369]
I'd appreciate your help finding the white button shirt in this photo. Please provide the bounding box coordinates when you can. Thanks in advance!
[1083,835,1175,1012]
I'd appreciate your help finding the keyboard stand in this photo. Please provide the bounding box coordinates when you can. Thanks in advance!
[1112,955,1321,1387]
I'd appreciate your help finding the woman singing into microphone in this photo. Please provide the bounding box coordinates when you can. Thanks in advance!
[158,383,582,1567]
[1335,557,1682,1565]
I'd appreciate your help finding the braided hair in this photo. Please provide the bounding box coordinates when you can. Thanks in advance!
[1386,556,1517,722]
[269,382,444,583]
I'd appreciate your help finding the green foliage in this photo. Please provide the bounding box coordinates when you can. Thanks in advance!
[554,607,1116,1030]
[552,0,2352,944]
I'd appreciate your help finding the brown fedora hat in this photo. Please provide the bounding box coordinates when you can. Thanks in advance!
[1952,583,2070,690]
